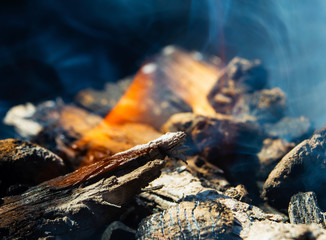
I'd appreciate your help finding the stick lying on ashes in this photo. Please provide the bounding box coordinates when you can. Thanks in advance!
[0,131,186,240]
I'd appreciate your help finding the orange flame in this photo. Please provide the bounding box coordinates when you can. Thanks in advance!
[105,46,223,129]
[76,47,224,165]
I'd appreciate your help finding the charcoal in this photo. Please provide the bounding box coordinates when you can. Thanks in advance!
[288,192,325,227]
[224,57,268,92]
[75,77,132,116]
[187,155,230,191]
[162,113,264,159]
[208,57,267,115]
[138,168,215,210]
[257,138,294,180]
[246,222,326,240]
[0,138,67,196]
[262,129,326,210]
[234,88,286,123]
[0,132,185,239]
[137,190,284,240]
[224,184,251,204]
[162,113,264,196]
[136,200,240,240]
[208,57,286,125]
[218,198,284,238]
[264,116,313,143]
[218,195,284,238]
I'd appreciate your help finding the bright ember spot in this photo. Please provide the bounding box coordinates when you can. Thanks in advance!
[104,46,223,129]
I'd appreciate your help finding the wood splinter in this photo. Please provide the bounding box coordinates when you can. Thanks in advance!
[0,131,186,240]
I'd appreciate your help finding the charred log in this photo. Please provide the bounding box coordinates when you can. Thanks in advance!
[0,132,186,239]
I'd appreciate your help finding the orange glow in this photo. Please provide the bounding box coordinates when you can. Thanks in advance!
[75,122,161,166]
[105,47,223,129]
[75,47,225,166]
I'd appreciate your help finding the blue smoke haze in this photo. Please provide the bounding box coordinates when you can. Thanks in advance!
[0,0,326,128]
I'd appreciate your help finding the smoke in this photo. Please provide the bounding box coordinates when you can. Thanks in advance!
[215,1,326,128]
[273,1,326,128]
[1,1,326,128]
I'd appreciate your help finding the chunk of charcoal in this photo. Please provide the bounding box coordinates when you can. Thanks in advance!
[208,58,267,115]
[288,192,325,227]
[136,200,240,240]
[257,138,295,180]
[246,221,326,240]
[262,129,326,210]
[163,113,264,201]
[264,116,313,143]
[163,113,264,161]
[0,139,67,197]
[225,58,268,92]
[138,169,214,210]
[234,88,286,123]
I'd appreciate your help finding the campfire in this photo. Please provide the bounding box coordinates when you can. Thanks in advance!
[1,2,326,239]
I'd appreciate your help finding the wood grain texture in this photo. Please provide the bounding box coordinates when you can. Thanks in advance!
[136,200,240,240]
[0,132,186,239]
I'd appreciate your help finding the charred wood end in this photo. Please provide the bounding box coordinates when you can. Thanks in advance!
[0,132,186,239]
[50,131,187,189]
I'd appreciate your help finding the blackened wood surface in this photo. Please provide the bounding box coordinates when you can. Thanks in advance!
[0,132,186,239]
[288,192,325,227]
[136,200,240,240]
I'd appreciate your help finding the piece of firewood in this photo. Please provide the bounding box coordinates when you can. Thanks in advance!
[288,192,325,227]
[0,132,186,239]
[136,200,240,240]
[105,46,224,129]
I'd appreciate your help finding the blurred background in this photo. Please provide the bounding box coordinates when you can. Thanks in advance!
[1,0,326,132]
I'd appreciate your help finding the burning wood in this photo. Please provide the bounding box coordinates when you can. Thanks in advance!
[72,47,229,166]
[105,46,224,128]
[2,46,325,239]
[0,132,186,239]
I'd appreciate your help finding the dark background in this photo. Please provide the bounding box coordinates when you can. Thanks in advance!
[1,0,326,131]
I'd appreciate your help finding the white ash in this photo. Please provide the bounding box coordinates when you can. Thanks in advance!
[3,102,42,138]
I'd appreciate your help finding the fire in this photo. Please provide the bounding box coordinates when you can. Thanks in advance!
[105,46,223,129]
[76,46,224,165]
